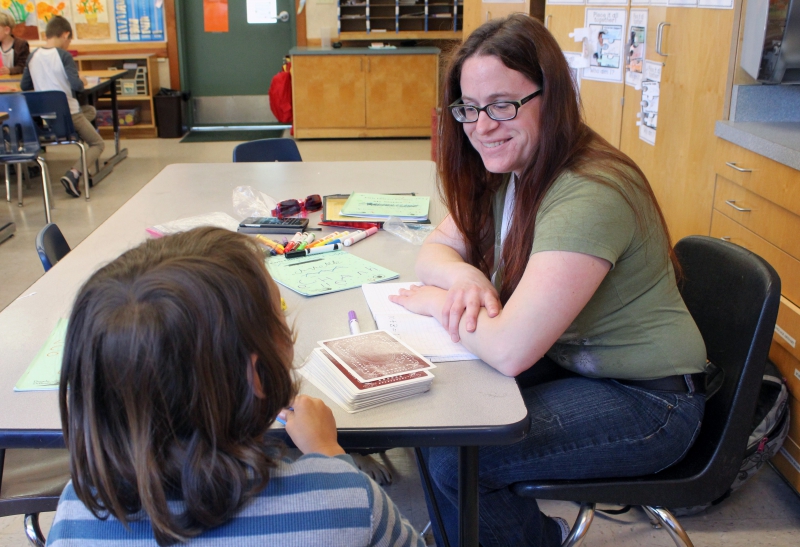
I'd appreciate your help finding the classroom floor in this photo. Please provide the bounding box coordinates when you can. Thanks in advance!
[1,137,800,546]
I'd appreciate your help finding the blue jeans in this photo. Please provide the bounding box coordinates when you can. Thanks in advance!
[418,367,705,547]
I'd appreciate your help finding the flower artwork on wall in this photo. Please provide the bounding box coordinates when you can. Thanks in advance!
[35,1,69,39]
[72,0,110,39]
[1,0,39,40]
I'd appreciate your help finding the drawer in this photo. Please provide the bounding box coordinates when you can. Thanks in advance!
[710,210,800,305]
[714,176,800,261]
[769,339,800,401]
[715,138,800,218]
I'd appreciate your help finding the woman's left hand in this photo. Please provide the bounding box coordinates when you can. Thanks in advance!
[389,285,447,318]
[0,67,10,76]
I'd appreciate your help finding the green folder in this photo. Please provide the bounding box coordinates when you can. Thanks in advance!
[266,251,398,297]
[339,193,430,221]
[15,318,68,392]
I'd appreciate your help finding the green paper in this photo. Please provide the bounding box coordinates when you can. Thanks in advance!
[266,252,399,296]
[340,193,430,220]
[15,318,68,392]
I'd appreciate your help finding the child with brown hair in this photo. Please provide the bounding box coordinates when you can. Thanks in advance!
[47,227,423,547]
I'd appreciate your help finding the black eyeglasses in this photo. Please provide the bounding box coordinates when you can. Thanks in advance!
[449,89,543,123]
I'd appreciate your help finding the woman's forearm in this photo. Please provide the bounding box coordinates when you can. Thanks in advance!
[415,242,482,289]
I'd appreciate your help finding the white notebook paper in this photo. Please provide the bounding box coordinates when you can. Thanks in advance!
[361,282,479,362]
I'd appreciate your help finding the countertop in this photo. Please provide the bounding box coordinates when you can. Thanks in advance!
[290,46,440,56]
[715,121,800,172]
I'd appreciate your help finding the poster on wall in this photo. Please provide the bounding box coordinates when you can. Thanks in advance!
[547,0,585,4]
[587,0,626,5]
[563,51,587,93]
[35,2,70,40]
[625,9,647,88]
[115,0,164,41]
[1,1,40,40]
[697,0,733,8]
[72,0,111,39]
[638,60,662,146]
[582,9,627,83]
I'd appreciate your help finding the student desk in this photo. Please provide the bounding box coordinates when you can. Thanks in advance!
[0,161,529,547]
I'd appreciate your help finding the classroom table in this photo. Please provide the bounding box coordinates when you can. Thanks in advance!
[0,70,129,186]
[0,162,530,547]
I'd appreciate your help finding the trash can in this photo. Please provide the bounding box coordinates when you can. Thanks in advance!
[154,88,186,138]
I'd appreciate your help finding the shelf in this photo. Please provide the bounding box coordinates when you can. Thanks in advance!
[99,123,156,129]
[97,95,152,101]
[339,30,461,40]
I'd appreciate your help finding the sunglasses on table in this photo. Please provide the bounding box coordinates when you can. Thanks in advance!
[449,89,543,123]
[271,194,322,218]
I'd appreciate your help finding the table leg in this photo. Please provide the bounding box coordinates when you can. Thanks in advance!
[90,79,128,187]
[458,446,479,547]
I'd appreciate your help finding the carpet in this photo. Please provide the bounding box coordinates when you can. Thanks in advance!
[180,128,286,143]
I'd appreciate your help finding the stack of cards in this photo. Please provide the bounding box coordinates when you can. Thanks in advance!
[300,330,435,413]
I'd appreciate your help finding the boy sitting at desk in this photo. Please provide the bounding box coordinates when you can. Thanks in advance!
[21,15,105,198]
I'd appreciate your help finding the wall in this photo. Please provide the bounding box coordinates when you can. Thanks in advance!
[305,0,337,41]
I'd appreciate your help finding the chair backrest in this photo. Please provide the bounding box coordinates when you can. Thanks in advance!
[35,223,71,272]
[0,93,42,158]
[22,91,77,143]
[669,236,780,490]
[232,138,302,162]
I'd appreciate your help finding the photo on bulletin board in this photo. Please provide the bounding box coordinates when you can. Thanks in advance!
[72,0,111,40]
[625,9,647,88]
[582,9,627,83]
[35,1,71,40]
[1,1,42,41]
[115,0,165,42]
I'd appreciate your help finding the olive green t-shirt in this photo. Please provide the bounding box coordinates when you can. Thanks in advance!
[492,170,706,380]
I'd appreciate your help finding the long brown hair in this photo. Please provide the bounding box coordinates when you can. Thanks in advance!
[439,14,676,303]
[59,228,296,545]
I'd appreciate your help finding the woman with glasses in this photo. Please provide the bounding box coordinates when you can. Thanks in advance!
[389,14,706,547]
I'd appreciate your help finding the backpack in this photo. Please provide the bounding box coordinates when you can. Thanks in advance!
[670,359,790,516]
[269,62,293,124]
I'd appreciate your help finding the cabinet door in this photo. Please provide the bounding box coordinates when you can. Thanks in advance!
[365,55,438,129]
[545,4,623,147]
[620,7,736,241]
[463,1,531,37]
[292,55,366,129]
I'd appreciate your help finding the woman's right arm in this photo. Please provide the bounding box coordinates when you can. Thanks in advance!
[414,215,501,339]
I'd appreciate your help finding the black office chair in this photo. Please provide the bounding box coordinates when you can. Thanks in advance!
[0,448,70,546]
[511,236,781,547]
[232,138,302,162]
[23,91,90,200]
[35,223,70,272]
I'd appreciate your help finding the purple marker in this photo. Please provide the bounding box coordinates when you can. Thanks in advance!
[348,311,360,335]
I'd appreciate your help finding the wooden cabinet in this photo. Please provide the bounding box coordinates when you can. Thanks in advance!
[545,3,738,241]
[292,52,438,139]
[463,0,531,37]
[76,53,160,138]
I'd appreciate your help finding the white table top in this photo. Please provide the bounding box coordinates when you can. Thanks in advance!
[0,161,528,447]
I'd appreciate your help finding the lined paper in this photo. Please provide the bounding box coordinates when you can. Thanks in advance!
[361,282,478,362]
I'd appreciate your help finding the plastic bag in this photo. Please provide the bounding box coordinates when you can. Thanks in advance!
[233,186,278,219]
[383,216,436,246]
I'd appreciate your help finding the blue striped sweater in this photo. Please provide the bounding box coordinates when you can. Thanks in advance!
[46,454,424,547]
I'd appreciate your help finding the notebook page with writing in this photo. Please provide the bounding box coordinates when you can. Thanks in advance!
[361,282,478,362]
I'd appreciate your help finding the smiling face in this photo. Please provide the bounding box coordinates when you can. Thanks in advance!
[459,54,542,177]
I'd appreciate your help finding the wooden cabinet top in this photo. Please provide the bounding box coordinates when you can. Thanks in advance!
[290,46,440,56]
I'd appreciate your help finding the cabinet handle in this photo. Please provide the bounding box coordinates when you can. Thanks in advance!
[656,22,670,57]
[720,236,731,241]
[724,200,751,212]
[545,15,552,29]
[725,161,752,173]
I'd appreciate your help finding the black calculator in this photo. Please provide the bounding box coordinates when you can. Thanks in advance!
[237,216,309,234]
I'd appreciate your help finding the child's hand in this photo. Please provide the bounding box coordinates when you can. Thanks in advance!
[281,395,345,457]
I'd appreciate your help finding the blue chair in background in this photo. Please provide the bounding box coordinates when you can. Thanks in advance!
[23,91,90,200]
[232,138,302,162]
[35,223,70,272]
[0,93,53,223]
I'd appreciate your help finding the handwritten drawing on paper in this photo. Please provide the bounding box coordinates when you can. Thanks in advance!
[583,9,627,83]
[625,9,647,88]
